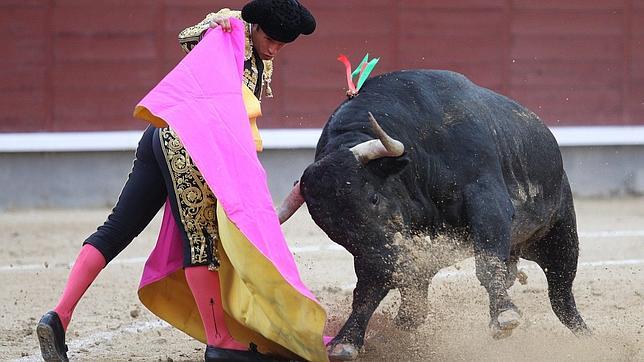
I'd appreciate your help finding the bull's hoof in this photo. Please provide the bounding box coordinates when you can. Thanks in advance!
[328,343,360,361]
[491,325,513,340]
[572,325,593,337]
[490,309,521,340]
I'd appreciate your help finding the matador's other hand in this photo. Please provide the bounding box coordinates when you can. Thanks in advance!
[209,16,233,32]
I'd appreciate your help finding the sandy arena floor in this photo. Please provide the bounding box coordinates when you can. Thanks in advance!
[0,197,643,361]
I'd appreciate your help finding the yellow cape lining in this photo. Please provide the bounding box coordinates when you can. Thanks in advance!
[138,205,328,361]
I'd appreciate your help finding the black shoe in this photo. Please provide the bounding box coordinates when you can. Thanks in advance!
[36,311,69,362]
[205,343,279,362]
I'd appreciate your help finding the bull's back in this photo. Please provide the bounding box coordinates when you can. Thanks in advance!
[331,69,564,184]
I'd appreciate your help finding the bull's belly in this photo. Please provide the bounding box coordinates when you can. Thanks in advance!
[510,206,553,246]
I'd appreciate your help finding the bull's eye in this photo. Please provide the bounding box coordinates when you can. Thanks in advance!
[370,193,380,205]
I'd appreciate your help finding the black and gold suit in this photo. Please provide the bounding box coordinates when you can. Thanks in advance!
[85,10,271,270]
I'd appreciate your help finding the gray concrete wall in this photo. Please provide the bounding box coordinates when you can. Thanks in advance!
[561,146,644,197]
[0,149,316,210]
[0,151,135,210]
[0,146,642,210]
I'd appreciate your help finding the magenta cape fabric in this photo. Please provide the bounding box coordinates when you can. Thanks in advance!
[135,21,320,303]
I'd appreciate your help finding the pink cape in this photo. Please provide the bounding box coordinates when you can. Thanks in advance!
[133,19,329,361]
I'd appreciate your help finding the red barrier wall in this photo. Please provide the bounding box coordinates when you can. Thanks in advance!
[1,0,643,132]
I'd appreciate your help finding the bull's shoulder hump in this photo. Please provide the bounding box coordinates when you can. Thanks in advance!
[360,69,476,100]
[370,69,472,85]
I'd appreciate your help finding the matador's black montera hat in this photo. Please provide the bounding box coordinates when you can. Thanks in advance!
[242,0,316,43]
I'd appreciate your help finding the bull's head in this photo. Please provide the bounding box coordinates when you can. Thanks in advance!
[278,113,412,250]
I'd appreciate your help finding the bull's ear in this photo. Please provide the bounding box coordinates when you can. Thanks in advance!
[366,154,410,178]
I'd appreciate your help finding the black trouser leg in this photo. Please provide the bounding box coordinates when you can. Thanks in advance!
[84,126,168,263]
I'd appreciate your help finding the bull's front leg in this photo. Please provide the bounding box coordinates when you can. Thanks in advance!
[464,181,521,339]
[328,256,393,360]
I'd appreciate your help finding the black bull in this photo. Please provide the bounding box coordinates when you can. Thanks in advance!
[278,69,590,359]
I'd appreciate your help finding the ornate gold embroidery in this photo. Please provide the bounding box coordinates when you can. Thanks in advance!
[178,11,217,53]
[262,60,274,98]
[244,51,260,96]
[159,128,220,269]
[243,21,253,61]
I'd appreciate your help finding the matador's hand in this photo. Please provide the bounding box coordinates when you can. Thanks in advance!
[209,16,233,32]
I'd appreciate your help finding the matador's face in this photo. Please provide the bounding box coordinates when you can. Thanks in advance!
[251,25,287,61]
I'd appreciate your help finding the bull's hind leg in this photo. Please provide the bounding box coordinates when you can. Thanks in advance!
[395,279,430,330]
[505,253,523,288]
[464,180,521,339]
[524,192,590,335]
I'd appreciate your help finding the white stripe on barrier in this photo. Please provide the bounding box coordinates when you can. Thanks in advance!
[0,129,323,152]
[579,230,644,238]
[1,126,643,152]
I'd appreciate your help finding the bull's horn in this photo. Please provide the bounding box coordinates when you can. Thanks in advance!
[368,112,405,155]
[350,112,405,164]
[277,181,304,224]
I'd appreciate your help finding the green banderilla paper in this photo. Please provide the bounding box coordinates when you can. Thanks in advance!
[351,54,370,78]
[356,58,379,90]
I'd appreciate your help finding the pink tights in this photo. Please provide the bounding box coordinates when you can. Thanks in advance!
[184,266,246,350]
[52,245,244,350]
[53,244,106,330]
